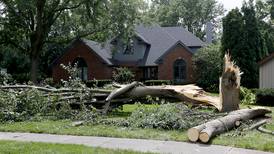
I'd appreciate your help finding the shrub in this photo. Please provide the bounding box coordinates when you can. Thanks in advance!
[0,71,12,85]
[112,67,135,84]
[193,44,222,92]
[0,89,49,121]
[255,89,274,106]
[85,80,112,88]
[240,87,256,105]
[144,80,171,86]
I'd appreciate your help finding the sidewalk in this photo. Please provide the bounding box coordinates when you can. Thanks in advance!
[0,132,272,154]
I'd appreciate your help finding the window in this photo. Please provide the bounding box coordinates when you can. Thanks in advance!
[73,57,88,81]
[144,67,158,80]
[123,39,134,55]
[173,59,187,83]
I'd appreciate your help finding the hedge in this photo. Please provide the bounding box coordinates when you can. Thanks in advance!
[144,80,172,86]
[85,80,112,88]
[255,89,274,106]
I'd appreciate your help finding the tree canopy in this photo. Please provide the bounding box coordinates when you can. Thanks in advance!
[147,0,224,39]
[0,0,145,83]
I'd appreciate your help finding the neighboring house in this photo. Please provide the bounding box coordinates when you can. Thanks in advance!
[52,25,205,83]
[258,52,274,89]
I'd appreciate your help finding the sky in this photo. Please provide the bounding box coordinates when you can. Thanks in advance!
[217,0,244,12]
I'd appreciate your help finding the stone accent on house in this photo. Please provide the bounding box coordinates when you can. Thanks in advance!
[158,44,194,83]
[52,40,112,82]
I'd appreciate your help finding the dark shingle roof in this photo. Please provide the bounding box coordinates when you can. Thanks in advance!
[135,24,205,66]
[82,39,113,65]
[162,27,205,47]
[73,25,205,66]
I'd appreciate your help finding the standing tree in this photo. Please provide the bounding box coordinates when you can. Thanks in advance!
[0,0,145,83]
[221,0,268,88]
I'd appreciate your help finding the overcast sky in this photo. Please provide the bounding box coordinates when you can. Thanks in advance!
[217,0,244,12]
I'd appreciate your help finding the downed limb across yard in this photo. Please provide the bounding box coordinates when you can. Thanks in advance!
[187,108,272,143]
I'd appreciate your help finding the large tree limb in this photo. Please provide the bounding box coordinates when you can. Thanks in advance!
[187,108,272,143]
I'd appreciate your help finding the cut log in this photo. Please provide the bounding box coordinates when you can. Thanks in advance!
[188,108,271,143]
[187,125,206,142]
[219,54,241,112]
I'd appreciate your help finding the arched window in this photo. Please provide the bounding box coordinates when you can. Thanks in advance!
[73,57,88,81]
[173,59,187,83]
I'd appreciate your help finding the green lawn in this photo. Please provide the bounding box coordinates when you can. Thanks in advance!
[0,140,153,154]
[0,105,273,152]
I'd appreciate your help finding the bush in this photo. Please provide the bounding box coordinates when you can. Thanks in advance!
[144,80,171,86]
[0,71,12,85]
[255,89,274,106]
[193,44,222,92]
[112,67,135,84]
[240,87,256,105]
[85,80,112,88]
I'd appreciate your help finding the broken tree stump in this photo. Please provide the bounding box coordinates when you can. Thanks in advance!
[219,54,241,112]
[187,108,271,143]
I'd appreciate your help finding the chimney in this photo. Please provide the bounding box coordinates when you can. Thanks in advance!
[206,22,213,44]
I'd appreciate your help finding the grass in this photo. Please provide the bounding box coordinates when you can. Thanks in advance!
[0,140,153,154]
[0,104,273,152]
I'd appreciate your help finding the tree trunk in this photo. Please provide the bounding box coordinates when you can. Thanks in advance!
[187,108,271,143]
[219,54,241,112]
[30,55,39,84]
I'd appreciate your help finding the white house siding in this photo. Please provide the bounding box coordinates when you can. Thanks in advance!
[260,58,274,89]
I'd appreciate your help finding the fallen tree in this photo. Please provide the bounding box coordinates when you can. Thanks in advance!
[0,54,242,113]
[187,108,272,143]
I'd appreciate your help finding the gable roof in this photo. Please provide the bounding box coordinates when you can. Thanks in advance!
[81,39,113,65]
[56,24,205,67]
[135,24,205,66]
[258,52,274,66]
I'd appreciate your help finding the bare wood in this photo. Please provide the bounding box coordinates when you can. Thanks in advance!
[0,85,111,94]
[249,119,270,130]
[235,120,241,127]
[219,54,241,112]
[187,125,206,142]
[199,108,271,143]
[257,126,274,135]
[105,81,140,102]
[187,108,271,143]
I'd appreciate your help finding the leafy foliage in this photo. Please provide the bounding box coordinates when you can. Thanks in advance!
[0,71,12,85]
[193,44,222,92]
[221,1,270,88]
[240,87,256,105]
[122,103,224,130]
[112,67,135,84]
[0,0,145,82]
[255,89,274,106]
[147,0,224,39]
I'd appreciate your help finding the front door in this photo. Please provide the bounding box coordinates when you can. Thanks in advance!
[173,59,186,83]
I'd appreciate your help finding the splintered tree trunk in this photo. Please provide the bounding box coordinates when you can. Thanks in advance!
[187,108,271,143]
[219,54,241,112]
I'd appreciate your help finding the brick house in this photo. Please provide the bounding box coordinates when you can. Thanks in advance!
[52,25,205,83]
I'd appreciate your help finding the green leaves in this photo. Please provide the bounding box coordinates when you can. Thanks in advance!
[193,44,222,92]
[148,0,224,39]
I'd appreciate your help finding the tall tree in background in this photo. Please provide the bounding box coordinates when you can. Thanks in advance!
[221,0,268,88]
[148,0,224,39]
[255,0,274,54]
[0,0,144,83]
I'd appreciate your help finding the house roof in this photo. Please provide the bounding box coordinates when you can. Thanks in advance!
[81,39,113,65]
[57,24,205,67]
[135,25,205,65]
[258,52,274,66]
